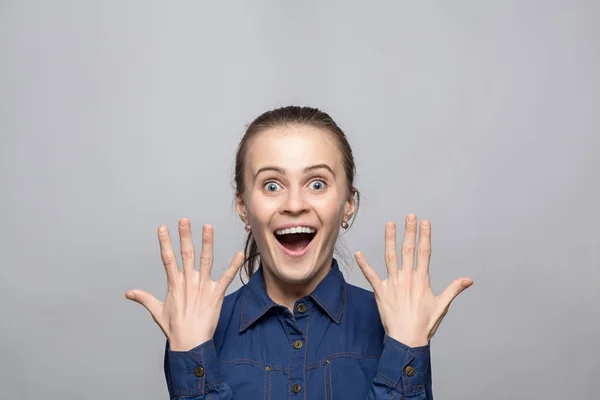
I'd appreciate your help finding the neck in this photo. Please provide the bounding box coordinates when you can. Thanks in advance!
[262,260,331,313]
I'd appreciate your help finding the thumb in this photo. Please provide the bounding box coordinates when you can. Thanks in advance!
[217,252,245,292]
[438,277,473,308]
[354,252,382,293]
[125,289,163,318]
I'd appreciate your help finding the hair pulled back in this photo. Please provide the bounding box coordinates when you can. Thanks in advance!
[234,106,360,281]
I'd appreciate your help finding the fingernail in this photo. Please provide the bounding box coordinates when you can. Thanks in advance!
[408,215,416,223]
[462,280,472,288]
[126,292,135,299]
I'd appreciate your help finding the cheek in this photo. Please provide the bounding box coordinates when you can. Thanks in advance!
[314,195,346,224]
[247,193,278,225]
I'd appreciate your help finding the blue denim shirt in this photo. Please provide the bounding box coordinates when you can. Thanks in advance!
[164,259,433,399]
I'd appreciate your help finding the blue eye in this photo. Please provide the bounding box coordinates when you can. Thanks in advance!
[264,182,281,192]
[309,180,326,191]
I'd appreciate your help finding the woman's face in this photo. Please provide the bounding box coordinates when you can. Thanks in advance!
[237,124,354,288]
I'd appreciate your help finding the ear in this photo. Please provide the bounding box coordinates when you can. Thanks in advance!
[343,190,356,222]
[236,192,248,224]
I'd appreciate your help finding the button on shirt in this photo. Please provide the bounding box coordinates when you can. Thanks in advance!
[164,259,433,399]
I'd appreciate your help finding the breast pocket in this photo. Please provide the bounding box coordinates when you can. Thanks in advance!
[324,355,379,400]
[220,362,267,398]
[220,361,287,399]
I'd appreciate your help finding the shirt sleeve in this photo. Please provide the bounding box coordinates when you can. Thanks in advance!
[367,335,433,399]
[163,339,234,400]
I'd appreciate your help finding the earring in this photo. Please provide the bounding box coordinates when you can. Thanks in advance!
[245,224,251,232]
[341,221,349,229]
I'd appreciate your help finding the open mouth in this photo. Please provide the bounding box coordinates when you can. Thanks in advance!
[274,227,317,253]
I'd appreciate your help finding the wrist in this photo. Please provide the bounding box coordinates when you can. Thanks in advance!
[386,332,429,348]
[169,336,213,352]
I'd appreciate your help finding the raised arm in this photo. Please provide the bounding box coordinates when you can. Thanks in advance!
[126,219,243,399]
[356,214,473,399]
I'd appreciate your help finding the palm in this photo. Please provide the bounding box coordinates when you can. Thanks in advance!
[126,219,244,351]
[355,215,472,347]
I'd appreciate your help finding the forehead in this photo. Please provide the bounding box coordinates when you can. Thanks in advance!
[246,125,344,174]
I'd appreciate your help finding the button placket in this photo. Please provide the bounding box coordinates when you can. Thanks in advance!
[286,303,309,397]
[289,332,306,395]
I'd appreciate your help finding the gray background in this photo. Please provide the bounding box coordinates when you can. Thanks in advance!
[1,1,598,399]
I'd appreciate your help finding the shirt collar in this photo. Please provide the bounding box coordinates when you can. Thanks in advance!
[239,266,279,333]
[239,258,348,333]
[308,258,348,324]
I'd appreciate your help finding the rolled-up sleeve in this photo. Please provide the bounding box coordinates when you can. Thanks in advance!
[164,339,233,400]
[368,335,432,399]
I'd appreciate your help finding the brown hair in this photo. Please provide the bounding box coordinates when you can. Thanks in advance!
[234,106,360,281]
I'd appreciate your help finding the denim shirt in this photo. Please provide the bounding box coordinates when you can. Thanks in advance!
[164,259,433,399]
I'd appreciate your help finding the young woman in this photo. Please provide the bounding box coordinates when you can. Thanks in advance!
[126,106,473,399]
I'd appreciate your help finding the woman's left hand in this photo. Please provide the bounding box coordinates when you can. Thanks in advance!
[355,214,473,347]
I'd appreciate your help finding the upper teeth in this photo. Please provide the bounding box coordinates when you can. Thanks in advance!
[275,226,316,235]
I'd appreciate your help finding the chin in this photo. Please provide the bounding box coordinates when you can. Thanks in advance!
[272,259,319,284]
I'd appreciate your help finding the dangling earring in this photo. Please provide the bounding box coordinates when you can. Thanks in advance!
[341,221,349,229]
[245,224,251,232]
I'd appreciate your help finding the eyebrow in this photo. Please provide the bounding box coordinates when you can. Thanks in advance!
[254,164,337,181]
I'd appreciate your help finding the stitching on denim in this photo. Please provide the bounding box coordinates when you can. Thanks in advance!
[168,341,213,357]
[202,342,225,392]
[264,364,267,400]
[328,360,333,400]
[240,285,248,331]
[403,366,425,393]
[310,280,347,323]
[386,337,429,355]
[268,367,272,400]
[334,281,348,320]
[219,358,288,372]
[310,292,331,320]
[198,349,205,395]
[245,304,276,330]
[302,314,309,400]
[241,287,278,332]
[376,372,398,389]
[323,359,327,400]
[206,378,224,389]
[305,352,380,370]
[378,370,416,393]
[280,316,293,400]
[175,379,221,397]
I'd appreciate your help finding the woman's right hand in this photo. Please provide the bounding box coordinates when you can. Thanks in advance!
[125,218,245,351]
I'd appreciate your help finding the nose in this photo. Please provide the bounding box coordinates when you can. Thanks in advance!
[281,187,310,215]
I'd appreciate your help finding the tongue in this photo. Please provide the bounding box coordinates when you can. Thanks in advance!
[278,233,313,251]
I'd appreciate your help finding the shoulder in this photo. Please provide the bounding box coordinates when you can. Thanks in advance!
[346,282,376,303]
[213,284,246,344]
[342,283,385,342]
[222,284,246,312]
[345,283,380,319]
